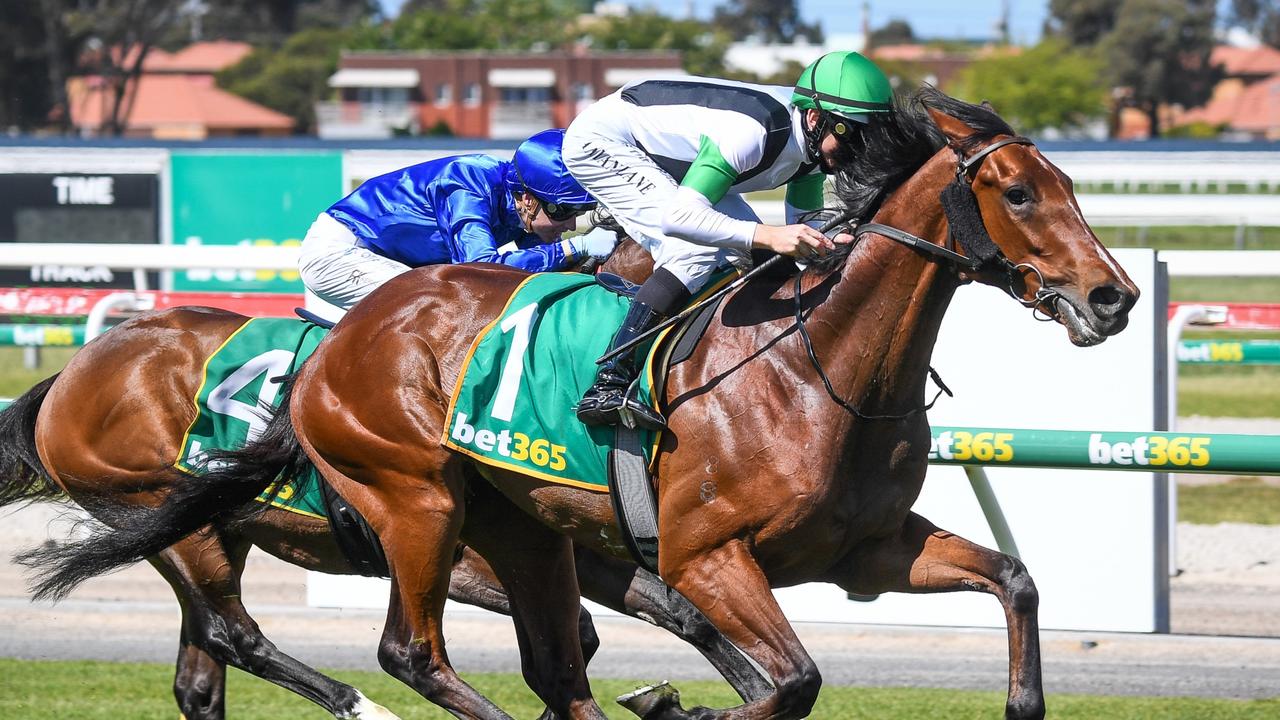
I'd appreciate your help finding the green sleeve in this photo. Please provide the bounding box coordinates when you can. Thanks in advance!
[679,134,738,205]
[784,172,825,212]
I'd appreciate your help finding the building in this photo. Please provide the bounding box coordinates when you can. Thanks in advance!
[66,41,294,140]
[318,50,686,139]
[1174,44,1280,141]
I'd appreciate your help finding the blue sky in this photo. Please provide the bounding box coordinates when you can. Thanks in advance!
[378,1,1052,44]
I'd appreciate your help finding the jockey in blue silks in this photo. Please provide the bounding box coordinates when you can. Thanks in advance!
[300,128,614,315]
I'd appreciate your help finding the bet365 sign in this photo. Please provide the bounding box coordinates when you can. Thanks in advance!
[170,153,341,293]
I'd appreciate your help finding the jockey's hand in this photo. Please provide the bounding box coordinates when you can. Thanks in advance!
[753,223,835,258]
[569,227,619,261]
[833,231,856,245]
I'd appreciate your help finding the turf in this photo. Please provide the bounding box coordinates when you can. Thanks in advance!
[0,659,1276,719]
[1178,477,1280,525]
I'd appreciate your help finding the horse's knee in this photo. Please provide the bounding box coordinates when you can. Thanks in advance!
[998,556,1038,616]
[774,661,822,718]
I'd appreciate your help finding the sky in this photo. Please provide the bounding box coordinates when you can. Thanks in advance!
[378,1,1053,45]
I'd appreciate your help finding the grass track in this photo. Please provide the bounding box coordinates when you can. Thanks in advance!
[1,660,1276,719]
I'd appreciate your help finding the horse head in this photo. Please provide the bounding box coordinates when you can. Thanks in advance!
[921,95,1139,346]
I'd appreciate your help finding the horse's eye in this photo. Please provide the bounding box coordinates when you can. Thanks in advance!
[1005,187,1031,206]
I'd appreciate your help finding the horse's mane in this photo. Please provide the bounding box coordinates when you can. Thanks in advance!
[812,86,1016,272]
[831,86,1016,225]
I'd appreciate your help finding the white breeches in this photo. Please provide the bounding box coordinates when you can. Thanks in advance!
[297,213,410,318]
[563,100,756,293]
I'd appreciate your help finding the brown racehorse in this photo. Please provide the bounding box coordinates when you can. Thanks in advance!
[0,238,768,720]
[17,89,1138,719]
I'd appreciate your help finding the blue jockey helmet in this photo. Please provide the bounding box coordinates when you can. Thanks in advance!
[508,129,595,217]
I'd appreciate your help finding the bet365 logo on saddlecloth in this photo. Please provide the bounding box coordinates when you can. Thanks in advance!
[451,412,567,471]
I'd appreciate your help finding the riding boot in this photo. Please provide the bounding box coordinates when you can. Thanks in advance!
[576,300,668,430]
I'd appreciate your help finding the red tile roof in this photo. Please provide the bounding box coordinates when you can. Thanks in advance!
[142,41,254,74]
[1211,44,1280,77]
[68,74,293,134]
[1180,74,1280,133]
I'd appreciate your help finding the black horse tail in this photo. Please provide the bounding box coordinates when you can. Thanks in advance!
[17,375,312,602]
[0,375,61,508]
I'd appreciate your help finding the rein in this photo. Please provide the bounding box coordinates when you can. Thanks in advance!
[795,134,1061,420]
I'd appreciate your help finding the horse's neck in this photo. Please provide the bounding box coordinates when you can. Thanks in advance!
[811,154,961,415]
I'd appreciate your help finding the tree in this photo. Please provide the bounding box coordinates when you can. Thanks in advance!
[0,2,60,131]
[179,0,380,46]
[868,19,915,47]
[947,39,1107,134]
[1099,0,1218,137]
[1227,0,1280,47]
[217,27,351,133]
[711,0,822,44]
[1045,0,1117,46]
[382,0,576,51]
[582,11,731,77]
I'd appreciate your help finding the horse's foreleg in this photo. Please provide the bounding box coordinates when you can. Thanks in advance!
[646,540,820,720]
[461,480,608,720]
[830,512,1045,720]
[571,546,773,703]
[150,529,398,720]
[450,544,602,666]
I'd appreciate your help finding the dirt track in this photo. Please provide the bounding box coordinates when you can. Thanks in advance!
[2,501,1278,701]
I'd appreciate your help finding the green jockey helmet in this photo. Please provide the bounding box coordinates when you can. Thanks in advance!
[792,51,893,120]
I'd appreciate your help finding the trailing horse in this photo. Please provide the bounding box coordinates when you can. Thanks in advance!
[17,88,1137,719]
[0,241,767,720]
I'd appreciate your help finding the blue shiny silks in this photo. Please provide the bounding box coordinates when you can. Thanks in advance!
[325,154,572,272]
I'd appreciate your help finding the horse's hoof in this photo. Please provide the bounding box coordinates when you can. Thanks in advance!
[618,681,683,719]
[350,692,402,720]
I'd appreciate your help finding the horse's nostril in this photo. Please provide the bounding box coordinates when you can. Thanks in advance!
[1088,284,1134,318]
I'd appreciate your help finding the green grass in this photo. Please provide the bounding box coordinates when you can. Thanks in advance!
[1177,365,1280,418]
[0,347,73,398]
[0,659,1276,719]
[1077,181,1280,195]
[1179,478,1280,525]
[1097,225,1280,251]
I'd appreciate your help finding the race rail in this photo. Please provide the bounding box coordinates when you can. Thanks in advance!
[931,426,1280,476]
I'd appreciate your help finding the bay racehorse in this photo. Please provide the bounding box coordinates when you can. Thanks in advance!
[17,88,1137,719]
[0,238,768,720]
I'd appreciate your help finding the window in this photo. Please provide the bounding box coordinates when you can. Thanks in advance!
[498,87,551,103]
[572,82,593,101]
[464,83,481,105]
[435,83,452,105]
[355,87,409,105]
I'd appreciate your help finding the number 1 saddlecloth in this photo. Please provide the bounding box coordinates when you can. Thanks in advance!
[441,273,660,490]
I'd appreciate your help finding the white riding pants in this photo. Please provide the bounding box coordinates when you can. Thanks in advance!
[298,212,410,318]
[563,98,755,293]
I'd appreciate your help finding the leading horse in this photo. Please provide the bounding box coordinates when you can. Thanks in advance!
[19,88,1137,719]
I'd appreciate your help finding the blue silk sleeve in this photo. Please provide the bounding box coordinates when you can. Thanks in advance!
[437,188,573,272]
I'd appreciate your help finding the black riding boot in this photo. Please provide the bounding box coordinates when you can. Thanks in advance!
[576,300,668,430]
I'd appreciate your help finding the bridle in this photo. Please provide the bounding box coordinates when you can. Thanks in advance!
[795,134,1066,420]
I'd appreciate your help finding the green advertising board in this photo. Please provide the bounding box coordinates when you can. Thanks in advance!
[171,153,342,292]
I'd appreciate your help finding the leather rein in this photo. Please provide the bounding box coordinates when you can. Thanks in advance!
[794,135,1063,421]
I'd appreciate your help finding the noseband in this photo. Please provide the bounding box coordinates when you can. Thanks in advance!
[853,135,1065,322]
[796,134,1067,420]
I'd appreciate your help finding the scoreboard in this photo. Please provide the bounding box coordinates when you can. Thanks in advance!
[0,172,160,288]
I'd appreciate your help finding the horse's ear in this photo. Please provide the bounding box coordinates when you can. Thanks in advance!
[925,106,975,148]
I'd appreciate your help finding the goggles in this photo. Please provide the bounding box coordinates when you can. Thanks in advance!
[826,113,859,141]
[539,199,594,222]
